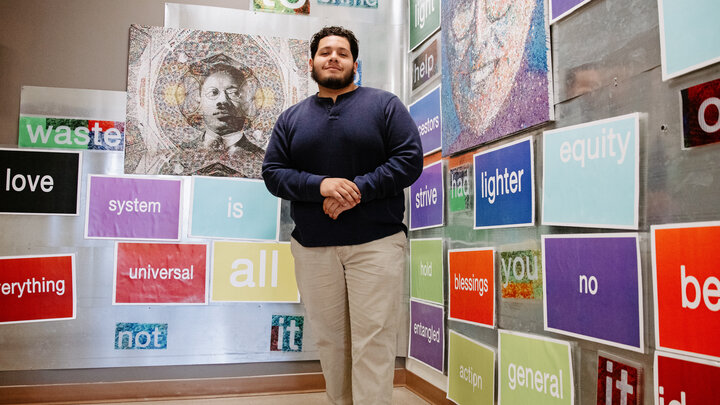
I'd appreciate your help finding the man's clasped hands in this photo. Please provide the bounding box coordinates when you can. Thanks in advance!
[319,177,362,220]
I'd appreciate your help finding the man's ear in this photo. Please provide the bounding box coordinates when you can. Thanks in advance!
[308,58,314,72]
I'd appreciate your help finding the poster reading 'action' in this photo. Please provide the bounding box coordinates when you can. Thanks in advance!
[447,330,496,405]
[114,242,208,305]
[448,248,495,328]
[0,254,75,324]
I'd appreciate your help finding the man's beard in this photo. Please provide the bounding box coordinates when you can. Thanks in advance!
[311,65,355,90]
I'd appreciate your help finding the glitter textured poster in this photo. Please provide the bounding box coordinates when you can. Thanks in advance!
[125,25,309,178]
[441,0,553,156]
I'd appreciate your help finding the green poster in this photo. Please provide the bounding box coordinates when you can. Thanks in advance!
[252,0,310,15]
[19,116,88,150]
[410,238,444,304]
[409,0,440,51]
[499,330,573,405]
[447,330,495,405]
[448,164,472,212]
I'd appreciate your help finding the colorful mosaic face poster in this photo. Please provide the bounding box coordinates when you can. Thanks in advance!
[597,354,641,405]
[409,161,444,230]
[409,85,442,155]
[550,0,594,24]
[447,330,495,405]
[441,0,553,155]
[499,330,574,405]
[408,299,444,372]
[659,0,720,80]
[543,234,644,352]
[410,238,444,305]
[500,249,543,299]
[448,248,495,328]
[681,77,720,148]
[652,221,720,361]
[252,0,310,15]
[409,0,440,51]
[125,25,309,178]
[655,351,720,405]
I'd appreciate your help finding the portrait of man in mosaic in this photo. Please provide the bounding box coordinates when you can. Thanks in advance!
[125,25,309,177]
[441,0,553,156]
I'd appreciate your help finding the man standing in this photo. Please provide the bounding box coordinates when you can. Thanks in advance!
[262,26,423,404]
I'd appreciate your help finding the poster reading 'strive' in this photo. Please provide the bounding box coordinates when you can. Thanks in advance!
[409,161,444,230]
[410,238,444,305]
[408,299,444,372]
[550,0,594,23]
[473,137,534,229]
[499,330,574,405]
[447,330,495,405]
[681,77,720,149]
[448,248,495,328]
[500,249,543,300]
[211,241,299,302]
[0,148,81,215]
[543,234,644,352]
[114,242,208,305]
[252,0,310,15]
[409,85,442,155]
[409,0,440,51]
[0,255,75,324]
[659,0,720,80]
[441,0,553,155]
[655,351,720,405]
[543,113,640,229]
[652,221,720,361]
[190,176,280,241]
[125,25,309,178]
[85,175,182,240]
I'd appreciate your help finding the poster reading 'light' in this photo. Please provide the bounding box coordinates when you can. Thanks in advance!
[441,0,553,155]
[410,161,444,231]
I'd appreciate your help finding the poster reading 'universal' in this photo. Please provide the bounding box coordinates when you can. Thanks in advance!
[441,0,553,156]
[125,25,309,178]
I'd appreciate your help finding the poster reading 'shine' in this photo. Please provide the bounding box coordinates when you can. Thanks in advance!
[125,25,309,178]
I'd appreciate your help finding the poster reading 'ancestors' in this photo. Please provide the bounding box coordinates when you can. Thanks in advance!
[125,25,309,178]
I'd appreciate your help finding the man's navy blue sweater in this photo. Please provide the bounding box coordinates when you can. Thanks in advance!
[262,86,423,247]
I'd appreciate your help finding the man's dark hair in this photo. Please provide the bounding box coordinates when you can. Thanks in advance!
[310,26,359,61]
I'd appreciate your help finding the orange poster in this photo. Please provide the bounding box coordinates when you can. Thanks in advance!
[448,248,495,328]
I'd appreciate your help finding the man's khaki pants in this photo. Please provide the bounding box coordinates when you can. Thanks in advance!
[290,231,406,405]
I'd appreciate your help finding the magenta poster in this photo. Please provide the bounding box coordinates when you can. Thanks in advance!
[85,175,182,240]
[550,0,593,23]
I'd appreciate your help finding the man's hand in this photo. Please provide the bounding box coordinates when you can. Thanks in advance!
[320,178,361,206]
[323,197,357,220]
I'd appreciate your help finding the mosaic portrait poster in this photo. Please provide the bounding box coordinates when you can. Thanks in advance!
[441,0,553,156]
[252,0,310,15]
[125,25,309,178]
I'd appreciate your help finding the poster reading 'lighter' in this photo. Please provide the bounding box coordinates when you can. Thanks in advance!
[125,25,309,177]
[441,0,553,155]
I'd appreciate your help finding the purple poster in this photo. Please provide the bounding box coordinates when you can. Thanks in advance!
[409,161,444,230]
[542,234,644,352]
[409,299,444,372]
[550,0,593,23]
[85,175,182,240]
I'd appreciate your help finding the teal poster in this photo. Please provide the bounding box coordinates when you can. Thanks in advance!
[542,113,639,229]
[190,176,280,240]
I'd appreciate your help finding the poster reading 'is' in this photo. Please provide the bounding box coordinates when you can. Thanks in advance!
[125,25,309,178]
[441,0,553,155]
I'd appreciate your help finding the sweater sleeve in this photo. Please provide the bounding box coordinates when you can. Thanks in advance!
[262,111,326,202]
[352,96,424,202]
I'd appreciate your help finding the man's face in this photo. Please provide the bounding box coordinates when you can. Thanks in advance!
[200,70,250,135]
[446,0,533,132]
[310,35,357,90]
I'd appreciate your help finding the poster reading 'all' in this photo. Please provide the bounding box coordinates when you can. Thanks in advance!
[448,248,495,328]
[114,242,208,305]
[0,255,75,324]
[652,221,720,361]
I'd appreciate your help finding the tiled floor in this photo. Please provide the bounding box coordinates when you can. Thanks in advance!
[87,387,431,405]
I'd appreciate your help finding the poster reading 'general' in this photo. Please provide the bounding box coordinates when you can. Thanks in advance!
[125,25,309,178]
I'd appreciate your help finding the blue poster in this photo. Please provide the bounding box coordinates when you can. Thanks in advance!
[543,234,643,352]
[542,113,639,229]
[409,161,444,230]
[473,137,534,229]
[190,176,280,240]
[409,86,442,155]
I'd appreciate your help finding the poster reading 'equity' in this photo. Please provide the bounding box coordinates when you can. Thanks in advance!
[499,330,574,405]
[543,113,639,229]
[543,234,644,352]
[447,330,495,405]
[212,241,298,302]
[408,299,444,372]
[448,248,495,328]
[655,351,720,405]
[114,242,208,305]
[85,175,182,240]
[190,176,280,241]
[410,238,444,305]
[410,161,444,231]
[652,221,720,361]
[0,255,75,324]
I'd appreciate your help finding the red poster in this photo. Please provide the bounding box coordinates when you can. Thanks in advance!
[655,351,720,405]
[0,255,75,324]
[652,222,720,360]
[681,77,720,148]
[448,248,495,327]
[114,242,208,304]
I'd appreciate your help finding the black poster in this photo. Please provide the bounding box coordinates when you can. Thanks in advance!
[0,149,81,215]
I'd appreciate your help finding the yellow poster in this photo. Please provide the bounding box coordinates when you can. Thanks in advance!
[211,241,298,302]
